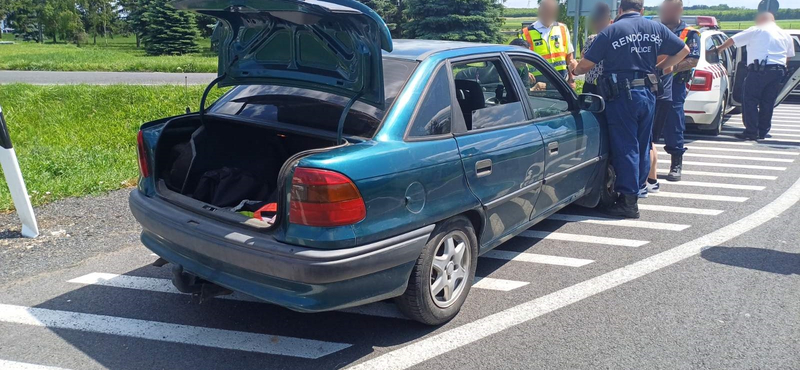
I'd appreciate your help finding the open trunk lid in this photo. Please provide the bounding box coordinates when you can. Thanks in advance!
[172,0,393,108]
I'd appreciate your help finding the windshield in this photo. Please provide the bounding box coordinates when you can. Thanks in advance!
[209,57,417,138]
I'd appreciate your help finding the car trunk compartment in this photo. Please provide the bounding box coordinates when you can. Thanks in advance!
[154,115,339,227]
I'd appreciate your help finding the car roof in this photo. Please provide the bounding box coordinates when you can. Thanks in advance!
[384,39,520,61]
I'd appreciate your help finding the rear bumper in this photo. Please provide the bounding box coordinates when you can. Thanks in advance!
[129,190,433,312]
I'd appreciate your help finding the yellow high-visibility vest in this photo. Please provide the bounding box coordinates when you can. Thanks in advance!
[521,23,569,76]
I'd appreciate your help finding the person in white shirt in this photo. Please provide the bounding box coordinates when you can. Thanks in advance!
[520,0,578,89]
[715,12,796,140]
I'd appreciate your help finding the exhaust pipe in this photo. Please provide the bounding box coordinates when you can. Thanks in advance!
[171,264,233,300]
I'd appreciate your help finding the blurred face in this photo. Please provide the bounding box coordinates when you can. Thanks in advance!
[539,0,558,25]
[592,18,610,33]
[755,12,773,25]
[659,1,683,25]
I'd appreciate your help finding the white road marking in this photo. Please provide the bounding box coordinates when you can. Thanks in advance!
[680,160,786,171]
[686,133,800,143]
[346,160,800,370]
[656,168,777,180]
[472,277,529,291]
[684,139,800,149]
[636,204,723,215]
[726,122,800,128]
[648,191,748,202]
[518,230,649,247]
[0,303,351,358]
[655,180,765,191]
[482,250,593,267]
[68,273,407,320]
[0,360,72,370]
[546,214,690,231]
[722,129,800,138]
[682,145,799,156]
[724,124,800,133]
[657,151,794,163]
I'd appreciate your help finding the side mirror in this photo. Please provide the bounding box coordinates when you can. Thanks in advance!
[577,93,605,113]
[706,47,721,64]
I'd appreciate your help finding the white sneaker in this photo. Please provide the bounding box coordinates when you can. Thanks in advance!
[638,186,648,198]
[646,180,660,193]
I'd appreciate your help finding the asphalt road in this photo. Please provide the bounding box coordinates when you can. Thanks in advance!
[0,102,799,369]
[0,71,218,85]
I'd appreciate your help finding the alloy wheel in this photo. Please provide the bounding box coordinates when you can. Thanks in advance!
[429,231,471,308]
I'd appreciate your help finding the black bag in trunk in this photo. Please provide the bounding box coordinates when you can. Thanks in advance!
[192,167,261,207]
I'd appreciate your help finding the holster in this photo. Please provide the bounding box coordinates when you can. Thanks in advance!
[597,75,619,102]
[645,74,663,95]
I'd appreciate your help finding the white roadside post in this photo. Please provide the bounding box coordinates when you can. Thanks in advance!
[0,106,39,238]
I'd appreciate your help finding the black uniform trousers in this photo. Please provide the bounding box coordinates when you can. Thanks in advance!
[742,68,785,138]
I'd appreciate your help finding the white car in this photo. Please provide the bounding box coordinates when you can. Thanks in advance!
[650,16,732,135]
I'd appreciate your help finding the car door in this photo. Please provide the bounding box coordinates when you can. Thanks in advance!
[506,53,601,220]
[450,55,546,248]
[711,34,732,99]
[775,35,800,105]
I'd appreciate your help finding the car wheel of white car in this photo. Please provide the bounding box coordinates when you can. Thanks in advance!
[708,93,727,136]
[395,216,478,325]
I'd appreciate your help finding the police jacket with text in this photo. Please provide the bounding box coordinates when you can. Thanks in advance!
[584,12,686,76]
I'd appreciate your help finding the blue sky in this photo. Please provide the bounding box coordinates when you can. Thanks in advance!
[503,0,790,8]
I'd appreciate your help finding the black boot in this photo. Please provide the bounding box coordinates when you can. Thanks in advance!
[605,193,640,219]
[667,154,682,182]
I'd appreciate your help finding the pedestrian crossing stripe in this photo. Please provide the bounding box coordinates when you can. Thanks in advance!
[636,204,723,215]
[482,250,594,267]
[654,180,765,191]
[648,191,748,202]
[0,360,71,370]
[0,303,351,358]
[655,168,778,180]
[656,151,794,163]
[518,230,649,247]
[546,214,690,231]
[682,145,799,156]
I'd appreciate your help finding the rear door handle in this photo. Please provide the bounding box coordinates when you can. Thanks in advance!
[548,141,559,155]
[475,159,492,177]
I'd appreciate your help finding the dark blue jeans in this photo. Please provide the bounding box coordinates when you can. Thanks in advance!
[742,69,785,137]
[605,87,656,195]
[662,81,687,155]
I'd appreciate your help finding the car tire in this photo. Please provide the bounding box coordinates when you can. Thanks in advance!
[394,216,478,325]
[598,163,617,208]
[708,94,726,136]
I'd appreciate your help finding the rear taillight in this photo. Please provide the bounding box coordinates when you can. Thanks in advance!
[289,167,366,227]
[688,70,713,91]
[137,130,150,178]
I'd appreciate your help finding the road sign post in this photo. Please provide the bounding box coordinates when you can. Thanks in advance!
[0,106,39,238]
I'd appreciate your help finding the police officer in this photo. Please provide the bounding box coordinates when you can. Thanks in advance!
[521,0,578,89]
[571,0,689,219]
[658,0,700,181]
[715,11,795,140]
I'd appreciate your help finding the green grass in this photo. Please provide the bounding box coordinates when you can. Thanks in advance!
[0,84,228,211]
[502,16,537,31]
[0,36,217,73]
[720,19,800,30]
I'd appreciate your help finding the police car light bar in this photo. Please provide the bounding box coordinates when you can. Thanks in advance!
[696,16,719,29]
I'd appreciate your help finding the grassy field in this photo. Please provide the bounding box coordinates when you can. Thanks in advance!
[0,84,229,211]
[0,36,217,73]
[719,19,800,30]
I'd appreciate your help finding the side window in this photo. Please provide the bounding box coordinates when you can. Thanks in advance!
[509,56,570,119]
[451,58,526,131]
[407,66,453,137]
[712,35,731,70]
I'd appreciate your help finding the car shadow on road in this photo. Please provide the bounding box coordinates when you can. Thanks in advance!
[701,246,800,275]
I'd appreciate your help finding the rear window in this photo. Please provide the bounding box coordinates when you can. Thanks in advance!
[209,58,417,138]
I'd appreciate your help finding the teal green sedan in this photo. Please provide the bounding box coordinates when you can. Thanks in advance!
[130,0,612,325]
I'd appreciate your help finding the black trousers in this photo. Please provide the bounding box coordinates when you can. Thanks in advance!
[742,68,785,137]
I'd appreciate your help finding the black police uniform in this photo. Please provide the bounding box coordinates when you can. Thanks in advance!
[583,12,685,216]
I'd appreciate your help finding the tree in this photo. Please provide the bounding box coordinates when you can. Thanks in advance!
[79,0,116,44]
[118,0,150,47]
[358,0,405,36]
[403,0,504,43]
[141,0,199,55]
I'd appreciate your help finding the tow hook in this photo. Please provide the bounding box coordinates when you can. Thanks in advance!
[171,264,233,301]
